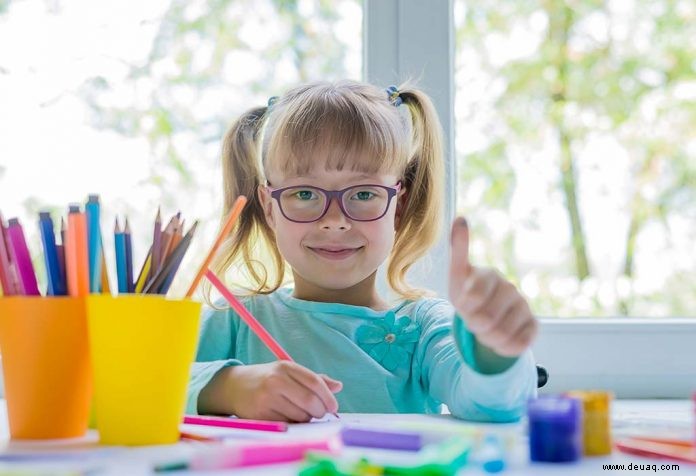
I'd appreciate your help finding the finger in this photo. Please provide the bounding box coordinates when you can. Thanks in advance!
[319,374,343,393]
[498,311,538,357]
[267,408,293,422]
[455,268,499,319]
[274,395,313,423]
[288,366,339,414]
[474,280,519,333]
[449,217,472,297]
[478,299,528,350]
[280,376,329,419]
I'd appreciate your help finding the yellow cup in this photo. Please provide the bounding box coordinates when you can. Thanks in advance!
[0,297,92,439]
[86,295,200,446]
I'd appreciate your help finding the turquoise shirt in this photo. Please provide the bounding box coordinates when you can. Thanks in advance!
[187,288,537,422]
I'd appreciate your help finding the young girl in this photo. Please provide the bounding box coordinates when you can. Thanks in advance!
[187,80,538,423]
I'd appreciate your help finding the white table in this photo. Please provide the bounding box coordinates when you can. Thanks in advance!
[0,400,692,475]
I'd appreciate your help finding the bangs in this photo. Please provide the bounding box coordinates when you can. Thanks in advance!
[263,82,410,178]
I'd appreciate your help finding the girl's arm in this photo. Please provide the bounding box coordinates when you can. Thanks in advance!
[186,304,243,414]
[415,300,538,422]
[188,300,342,421]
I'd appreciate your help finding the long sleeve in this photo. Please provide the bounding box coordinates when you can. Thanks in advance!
[185,304,244,415]
[415,300,537,422]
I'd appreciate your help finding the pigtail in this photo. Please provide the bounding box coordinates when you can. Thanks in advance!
[388,85,445,299]
[204,106,286,305]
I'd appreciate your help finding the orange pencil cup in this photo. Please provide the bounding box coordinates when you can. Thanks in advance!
[86,295,200,446]
[0,297,92,439]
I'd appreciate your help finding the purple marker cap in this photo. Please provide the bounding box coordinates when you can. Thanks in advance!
[340,427,422,452]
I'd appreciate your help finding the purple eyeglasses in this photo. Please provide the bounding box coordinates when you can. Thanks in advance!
[267,182,402,223]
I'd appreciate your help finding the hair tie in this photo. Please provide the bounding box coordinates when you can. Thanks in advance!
[386,85,402,107]
[267,96,279,108]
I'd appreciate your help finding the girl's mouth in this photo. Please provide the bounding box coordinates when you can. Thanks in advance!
[308,246,363,260]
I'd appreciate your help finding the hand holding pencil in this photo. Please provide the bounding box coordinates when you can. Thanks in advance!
[188,196,343,422]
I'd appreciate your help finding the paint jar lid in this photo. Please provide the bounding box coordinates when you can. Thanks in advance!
[527,396,582,426]
[565,390,612,412]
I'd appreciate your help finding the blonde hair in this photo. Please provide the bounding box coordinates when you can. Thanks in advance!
[208,80,443,301]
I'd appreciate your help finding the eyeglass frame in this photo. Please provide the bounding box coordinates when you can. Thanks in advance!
[266,182,402,223]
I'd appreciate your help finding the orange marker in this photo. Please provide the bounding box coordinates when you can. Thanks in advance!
[65,205,89,296]
[185,196,247,298]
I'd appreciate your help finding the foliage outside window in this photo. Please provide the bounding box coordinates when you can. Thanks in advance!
[455,0,695,317]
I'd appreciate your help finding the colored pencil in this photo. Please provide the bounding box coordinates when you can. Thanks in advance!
[143,221,198,294]
[149,207,162,281]
[204,269,292,360]
[182,415,287,433]
[100,240,110,294]
[163,212,181,262]
[66,205,89,297]
[124,218,134,293]
[170,219,184,252]
[85,194,102,293]
[616,437,696,464]
[179,431,219,442]
[0,213,15,295]
[185,195,247,298]
[38,212,64,296]
[6,218,40,296]
[158,221,197,295]
[156,215,176,275]
[114,219,127,294]
[58,217,67,292]
[134,247,153,293]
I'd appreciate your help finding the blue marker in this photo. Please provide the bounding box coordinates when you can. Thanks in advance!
[38,212,65,296]
[114,218,127,294]
[86,194,102,293]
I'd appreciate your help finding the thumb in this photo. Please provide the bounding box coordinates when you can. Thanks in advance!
[320,374,343,393]
[449,217,472,297]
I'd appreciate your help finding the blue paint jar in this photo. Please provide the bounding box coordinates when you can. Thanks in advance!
[528,395,583,463]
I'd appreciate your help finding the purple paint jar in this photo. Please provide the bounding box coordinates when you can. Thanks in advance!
[528,396,583,463]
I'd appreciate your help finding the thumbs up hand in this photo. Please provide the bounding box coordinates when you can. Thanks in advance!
[449,217,538,358]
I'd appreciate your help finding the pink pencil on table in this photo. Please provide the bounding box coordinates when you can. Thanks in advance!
[183,414,287,432]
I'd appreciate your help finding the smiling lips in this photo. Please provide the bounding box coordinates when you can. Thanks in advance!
[307,245,364,260]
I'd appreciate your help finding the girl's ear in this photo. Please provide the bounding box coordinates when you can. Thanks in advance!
[395,187,408,230]
[257,185,276,230]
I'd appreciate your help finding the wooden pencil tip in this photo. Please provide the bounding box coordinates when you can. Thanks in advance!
[114,217,120,233]
[124,218,131,233]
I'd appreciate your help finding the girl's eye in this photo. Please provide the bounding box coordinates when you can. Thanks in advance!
[293,190,317,200]
[350,188,380,201]
[353,191,374,200]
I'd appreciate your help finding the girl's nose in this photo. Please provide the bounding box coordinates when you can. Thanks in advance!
[319,199,351,230]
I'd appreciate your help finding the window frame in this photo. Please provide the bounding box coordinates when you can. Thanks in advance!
[363,0,696,399]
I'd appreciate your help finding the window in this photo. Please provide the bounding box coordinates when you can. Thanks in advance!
[454,0,696,317]
[0,0,362,292]
[363,0,695,399]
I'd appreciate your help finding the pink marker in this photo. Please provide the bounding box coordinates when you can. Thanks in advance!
[6,218,40,296]
[183,414,287,432]
[156,437,341,471]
